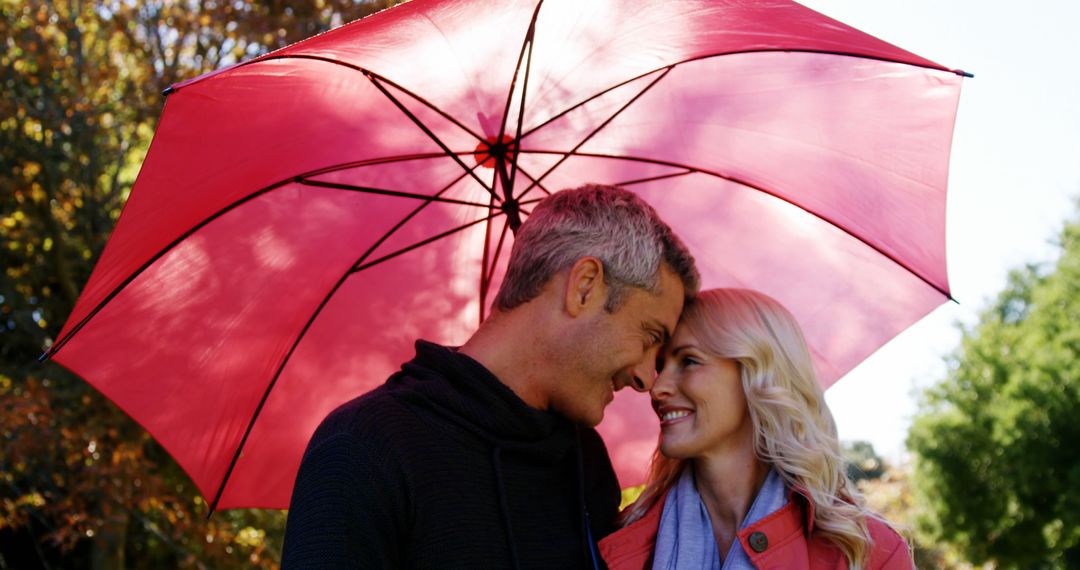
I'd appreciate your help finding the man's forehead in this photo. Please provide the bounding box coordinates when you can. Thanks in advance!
[641,289,683,336]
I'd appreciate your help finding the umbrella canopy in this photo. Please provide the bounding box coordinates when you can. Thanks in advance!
[46,0,967,510]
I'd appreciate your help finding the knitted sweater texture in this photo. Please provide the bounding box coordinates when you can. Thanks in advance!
[281,340,621,569]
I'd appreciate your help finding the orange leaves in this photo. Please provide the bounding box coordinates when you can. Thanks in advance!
[1,1,402,566]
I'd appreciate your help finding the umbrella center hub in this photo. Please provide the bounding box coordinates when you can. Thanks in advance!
[473,135,517,169]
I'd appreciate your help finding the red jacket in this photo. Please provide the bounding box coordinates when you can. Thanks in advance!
[599,488,913,570]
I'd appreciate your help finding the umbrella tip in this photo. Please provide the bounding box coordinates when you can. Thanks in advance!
[954,69,974,78]
[162,85,177,97]
[37,349,51,363]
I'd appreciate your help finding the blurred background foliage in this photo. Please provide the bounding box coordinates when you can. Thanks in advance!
[1,1,398,568]
[907,210,1080,569]
[2,0,1078,568]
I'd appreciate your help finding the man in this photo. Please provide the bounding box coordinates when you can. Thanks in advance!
[282,184,700,568]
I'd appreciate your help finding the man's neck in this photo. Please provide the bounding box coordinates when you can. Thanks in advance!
[458,307,552,411]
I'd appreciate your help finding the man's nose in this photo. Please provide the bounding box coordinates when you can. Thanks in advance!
[629,361,658,392]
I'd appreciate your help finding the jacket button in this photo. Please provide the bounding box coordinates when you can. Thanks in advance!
[748,531,768,553]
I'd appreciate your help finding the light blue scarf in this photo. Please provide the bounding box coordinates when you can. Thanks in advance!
[652,467,788,570]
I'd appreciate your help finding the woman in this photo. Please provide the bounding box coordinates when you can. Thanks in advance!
[599,289,913,569]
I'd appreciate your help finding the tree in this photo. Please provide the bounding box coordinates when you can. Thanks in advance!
[1,1,398,567]
[842,440,885,482]
[907,209,1080,568]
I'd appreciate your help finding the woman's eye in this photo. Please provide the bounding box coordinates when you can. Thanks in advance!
[681,356,698,367]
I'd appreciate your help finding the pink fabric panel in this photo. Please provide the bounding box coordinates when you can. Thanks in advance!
[259,0,949,140]
[219,209,510,508]
[60,58,454,342]
[55,184,421,500]
[522,52,962,293]
[309,160,503,264]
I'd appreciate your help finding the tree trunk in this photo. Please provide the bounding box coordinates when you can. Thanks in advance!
[90,507,129,570]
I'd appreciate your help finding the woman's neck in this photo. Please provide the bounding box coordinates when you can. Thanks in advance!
[692,432,770,557]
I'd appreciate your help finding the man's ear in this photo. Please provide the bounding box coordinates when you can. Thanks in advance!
[564,257,606,318]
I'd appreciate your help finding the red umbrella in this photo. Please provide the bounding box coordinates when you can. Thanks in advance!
[45,0,968,510]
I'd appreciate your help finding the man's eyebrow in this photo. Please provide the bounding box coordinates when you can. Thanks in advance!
[645,320,672,342]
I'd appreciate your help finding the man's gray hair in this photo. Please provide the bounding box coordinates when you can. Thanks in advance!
[494,184,700,312]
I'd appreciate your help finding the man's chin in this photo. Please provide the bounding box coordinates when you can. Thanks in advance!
[583,407,605,427]
[564,407,604,427]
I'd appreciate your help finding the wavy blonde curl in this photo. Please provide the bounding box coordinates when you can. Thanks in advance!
[621,288,884,569]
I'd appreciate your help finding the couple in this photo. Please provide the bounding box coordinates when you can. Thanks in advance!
[281,184,912,569]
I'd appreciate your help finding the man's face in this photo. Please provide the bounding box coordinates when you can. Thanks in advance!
[550,265,686,426]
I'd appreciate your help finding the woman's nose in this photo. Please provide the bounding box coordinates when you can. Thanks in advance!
[650,369,674,399]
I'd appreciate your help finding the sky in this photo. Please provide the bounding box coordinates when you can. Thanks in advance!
[796,0,1080,461]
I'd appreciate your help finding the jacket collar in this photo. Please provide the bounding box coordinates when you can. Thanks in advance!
[788,485,816,534]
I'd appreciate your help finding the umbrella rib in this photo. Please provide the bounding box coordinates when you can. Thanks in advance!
[479,193,497,323]
[513,66,674,201]
[501,1,541,199]
[485,218,512,290]
[519,49,967,142]
[497,0,543,143]
[39,181,287,361]
[39,154,469,363]
[516,169,694,203]
[296,178,492,208]
[364,72,501,204]
[614,169,695,187]
[519,65,670,141]
[504,164,552,207]
[520,149,954,301]
[208,166,478,512]
[258,54,488,144]
[351,212,505,274]
[513,163,552,196]
[349,167,484,274]
[300,152,455,178]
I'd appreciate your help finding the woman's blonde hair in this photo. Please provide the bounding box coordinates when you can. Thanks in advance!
[622,288,877,568]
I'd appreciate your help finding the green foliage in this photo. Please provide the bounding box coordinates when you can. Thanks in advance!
[842,440,885,482]
[1,1,401,567]
[908,211,1080,568]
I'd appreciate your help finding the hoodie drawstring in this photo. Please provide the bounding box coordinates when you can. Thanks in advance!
[575,427,602,570]
[492,446,522,570]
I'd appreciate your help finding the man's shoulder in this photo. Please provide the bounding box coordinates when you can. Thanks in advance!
[306,383,418,446]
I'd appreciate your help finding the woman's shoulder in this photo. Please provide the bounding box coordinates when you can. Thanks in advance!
[598,490,669,570]
[864,516,914,570]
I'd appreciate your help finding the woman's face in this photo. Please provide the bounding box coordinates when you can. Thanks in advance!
[651,324,753,460]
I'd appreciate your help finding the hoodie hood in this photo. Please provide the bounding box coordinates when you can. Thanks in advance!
[385,340,600,570]
[385,339,579,455]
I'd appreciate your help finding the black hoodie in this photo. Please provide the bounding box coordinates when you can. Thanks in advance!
[282,340,621,569]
